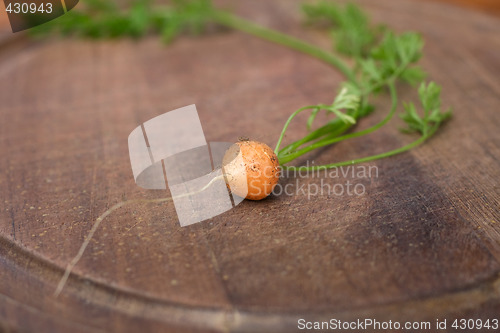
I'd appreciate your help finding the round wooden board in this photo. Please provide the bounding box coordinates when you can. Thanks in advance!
[0,0,499,332]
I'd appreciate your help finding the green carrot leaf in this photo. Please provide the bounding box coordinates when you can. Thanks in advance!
[400,66,426,86]
[302,1,382,57]
[401,81,451,136]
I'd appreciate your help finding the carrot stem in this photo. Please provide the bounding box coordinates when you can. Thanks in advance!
[278,82,397,164]
[212,10,358,84]
[282,125,437,171]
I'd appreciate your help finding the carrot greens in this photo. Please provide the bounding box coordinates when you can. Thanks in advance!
[32,0,451,170]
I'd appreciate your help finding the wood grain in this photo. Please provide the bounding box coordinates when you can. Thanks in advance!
[426,0,500,16]
[0,0,499,332]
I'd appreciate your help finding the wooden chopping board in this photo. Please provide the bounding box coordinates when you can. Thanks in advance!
[0,0,499,332]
